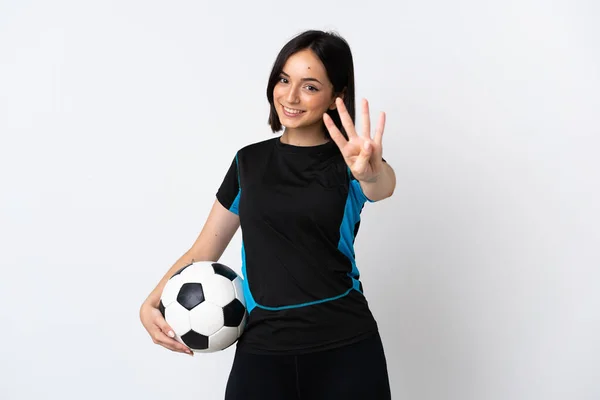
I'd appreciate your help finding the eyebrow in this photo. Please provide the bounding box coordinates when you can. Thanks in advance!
[280,71,322,85]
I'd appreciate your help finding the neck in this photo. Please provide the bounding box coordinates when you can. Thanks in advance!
[280,126,329,147]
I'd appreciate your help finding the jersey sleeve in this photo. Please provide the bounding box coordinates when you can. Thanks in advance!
[216,154,241,215]
[349,175,375,204]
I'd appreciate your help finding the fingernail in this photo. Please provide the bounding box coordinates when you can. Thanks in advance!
[168,330,175,338]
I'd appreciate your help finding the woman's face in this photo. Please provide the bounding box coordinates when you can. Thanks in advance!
[273,49,337,132]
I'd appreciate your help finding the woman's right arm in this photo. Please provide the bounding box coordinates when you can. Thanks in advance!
[139,199,240,355]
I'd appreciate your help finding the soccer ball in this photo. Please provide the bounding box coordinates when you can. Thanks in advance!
[159,261,247,353]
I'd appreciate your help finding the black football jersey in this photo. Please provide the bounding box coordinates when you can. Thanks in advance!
[216,136,379,354]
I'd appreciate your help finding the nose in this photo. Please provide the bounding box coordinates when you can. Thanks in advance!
[285,84,300,104]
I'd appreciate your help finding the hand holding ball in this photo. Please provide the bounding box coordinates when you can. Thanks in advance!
[159,261,247,353]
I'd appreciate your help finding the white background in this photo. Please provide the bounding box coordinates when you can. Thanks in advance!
[1,0,599,399]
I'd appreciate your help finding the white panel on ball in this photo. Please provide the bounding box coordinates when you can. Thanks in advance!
[189,301,225,336]
[208,326,239,351]
[232,277,245,304]
[179,262,216,283]
[202,274,236,307]
[164,302,191,337]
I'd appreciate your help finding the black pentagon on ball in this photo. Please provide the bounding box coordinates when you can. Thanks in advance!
[223,298,246,327]
[181,330,209,350]
[177,282,205,310]
[212,262,238,281]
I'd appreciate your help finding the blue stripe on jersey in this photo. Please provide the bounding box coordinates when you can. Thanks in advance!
[229,190,240,215]
[228,154,241,214]
[338,175,369,292]
[241,243,257,314]
[256,288,354,311]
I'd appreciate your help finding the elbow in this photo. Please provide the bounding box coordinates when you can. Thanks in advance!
[382,187,395,200]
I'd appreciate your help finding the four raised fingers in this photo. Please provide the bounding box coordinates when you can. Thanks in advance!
[335,97,384,142]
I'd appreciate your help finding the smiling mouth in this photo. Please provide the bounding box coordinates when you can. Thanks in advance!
[282,105,305,115]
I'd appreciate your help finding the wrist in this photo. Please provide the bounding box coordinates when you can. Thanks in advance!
[359,175,379,184]
[358,162,395,201]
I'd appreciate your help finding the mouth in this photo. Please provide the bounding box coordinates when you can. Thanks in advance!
[281,105,305,117]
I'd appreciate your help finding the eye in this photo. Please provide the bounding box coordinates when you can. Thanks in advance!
[305,85,318,92]
[278,76,288,84]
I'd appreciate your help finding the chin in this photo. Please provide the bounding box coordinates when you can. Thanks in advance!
[278,114,320,130]
[277,116,300,128]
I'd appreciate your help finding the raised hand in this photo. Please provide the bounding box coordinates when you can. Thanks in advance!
[323,98,386,183]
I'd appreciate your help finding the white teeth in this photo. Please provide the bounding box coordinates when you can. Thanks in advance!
[284,106,303,114]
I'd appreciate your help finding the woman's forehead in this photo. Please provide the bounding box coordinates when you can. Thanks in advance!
[282,49,326,76]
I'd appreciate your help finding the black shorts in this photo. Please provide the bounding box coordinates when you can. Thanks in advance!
[224,332,391,400]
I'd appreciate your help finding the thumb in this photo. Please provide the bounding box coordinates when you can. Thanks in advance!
[362,140,373,157]
[353,140,373,172]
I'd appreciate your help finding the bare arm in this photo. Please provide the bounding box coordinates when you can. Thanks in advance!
[359,161,396,201]
[139,199,240,355]
[143,199,240,308]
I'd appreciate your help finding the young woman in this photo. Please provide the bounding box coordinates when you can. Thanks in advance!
[140,29,396,399]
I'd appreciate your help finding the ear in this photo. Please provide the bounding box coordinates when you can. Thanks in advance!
[328,90,346,110]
